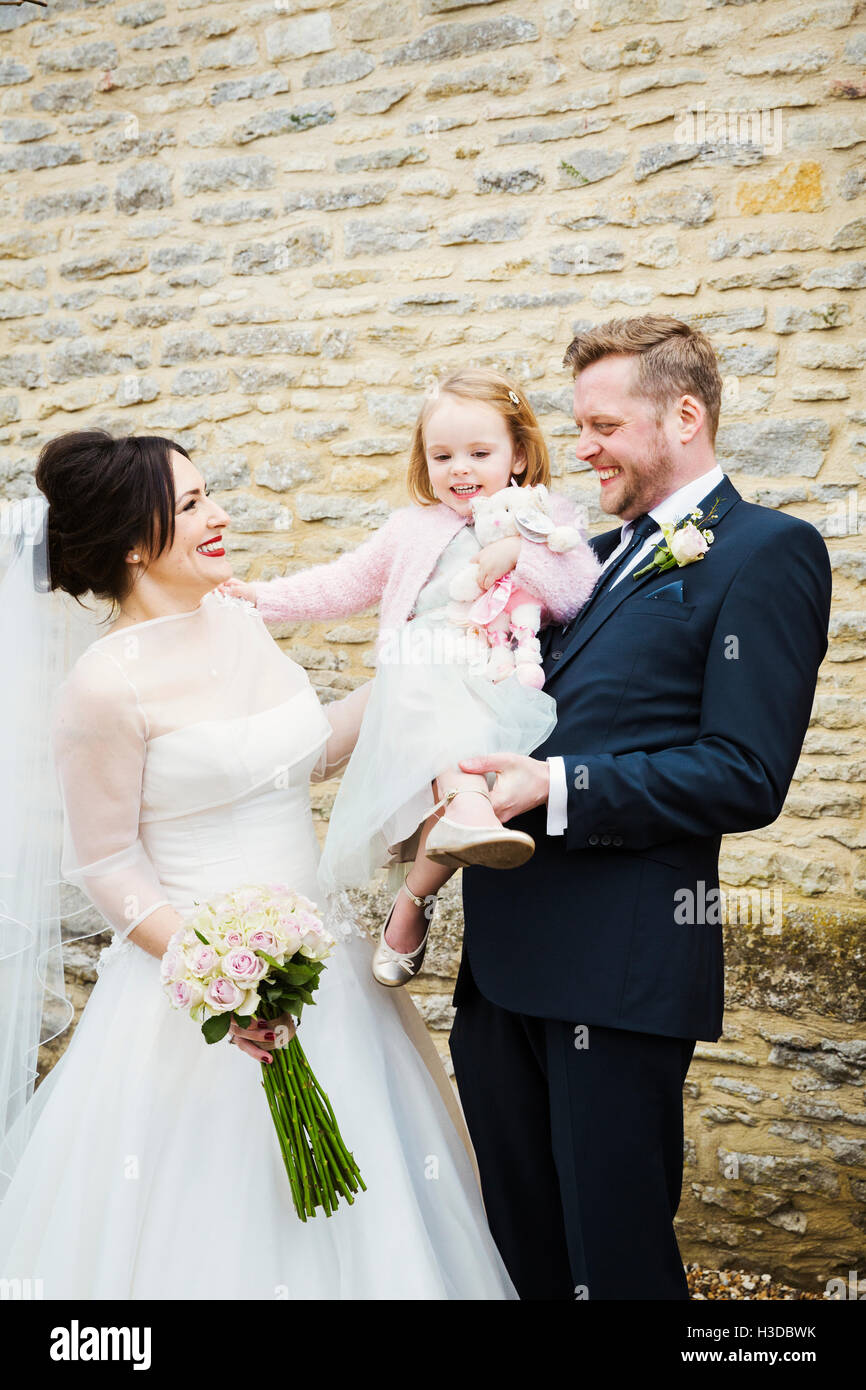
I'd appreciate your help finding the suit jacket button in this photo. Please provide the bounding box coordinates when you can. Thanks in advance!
[613,835,623,846]
[600,834,611,846]
[588,833,599,846]
[551,649,563,660]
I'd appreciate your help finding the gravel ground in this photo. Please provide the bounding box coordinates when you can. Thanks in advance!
[686,1264,828,1300]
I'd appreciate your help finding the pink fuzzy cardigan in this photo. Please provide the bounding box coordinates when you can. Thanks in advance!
[252,492,602,653]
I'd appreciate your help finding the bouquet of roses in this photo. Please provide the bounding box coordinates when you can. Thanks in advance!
[160,882,365,1221]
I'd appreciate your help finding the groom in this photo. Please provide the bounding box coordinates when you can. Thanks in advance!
[449,314,832,1300]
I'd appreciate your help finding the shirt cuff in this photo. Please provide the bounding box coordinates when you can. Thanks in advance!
[546,756,568,836]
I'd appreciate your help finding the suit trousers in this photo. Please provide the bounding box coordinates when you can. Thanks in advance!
[449,949,697,1300]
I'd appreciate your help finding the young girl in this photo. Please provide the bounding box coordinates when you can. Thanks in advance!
[222,368,600,988]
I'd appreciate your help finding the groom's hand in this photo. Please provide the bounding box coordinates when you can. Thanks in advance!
[459,752,550,822]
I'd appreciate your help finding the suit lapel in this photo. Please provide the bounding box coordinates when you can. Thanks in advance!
[551,478,741,676]
[592,527,626,566]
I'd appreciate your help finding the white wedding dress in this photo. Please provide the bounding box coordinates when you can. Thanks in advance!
[0,589,516,1300]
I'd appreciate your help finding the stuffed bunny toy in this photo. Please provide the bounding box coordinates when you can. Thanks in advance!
[447,482,586,688]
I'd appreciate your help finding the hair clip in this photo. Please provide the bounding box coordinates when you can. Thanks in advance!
[508,390,520,405]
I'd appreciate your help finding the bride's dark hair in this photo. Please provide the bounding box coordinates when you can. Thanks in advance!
[34,430,191,607]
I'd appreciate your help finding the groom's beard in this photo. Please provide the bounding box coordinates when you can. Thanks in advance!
[601,435,678,520]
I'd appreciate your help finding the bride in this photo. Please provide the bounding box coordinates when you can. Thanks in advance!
[0,429,516,1300]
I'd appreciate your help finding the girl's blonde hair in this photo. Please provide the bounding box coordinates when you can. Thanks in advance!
[406,367,551,506]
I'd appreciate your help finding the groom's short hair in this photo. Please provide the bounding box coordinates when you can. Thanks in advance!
[562,314,723,444]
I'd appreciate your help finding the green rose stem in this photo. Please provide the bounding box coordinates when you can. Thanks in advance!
[292,1048,360,1202]
[263,1060,310,1218]
[255,1001,320,1217]
[284,1040,339,1213]
[261,1039,318,1220]
[303,1053,365,1194]
[308,1082,339,1214]
[262,1063,303,1216]
[305,1097,350,1209]
[633,552,679,580]
[303,1044,363,1182]
[279,1045,321,1210]
[283,1081,315,1219]
[273,1036,341,1217]
[287,1069,320,1220]
[282,1088,312,1219]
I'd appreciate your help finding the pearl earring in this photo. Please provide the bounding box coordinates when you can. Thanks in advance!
[132,553,140,561]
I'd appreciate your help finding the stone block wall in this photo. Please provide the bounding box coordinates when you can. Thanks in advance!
[3,0,865,1290]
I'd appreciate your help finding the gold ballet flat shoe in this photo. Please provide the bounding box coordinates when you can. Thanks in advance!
[424,788,535,870]
[372,880,436,988]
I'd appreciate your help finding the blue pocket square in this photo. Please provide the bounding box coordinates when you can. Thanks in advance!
[648,580,685,602]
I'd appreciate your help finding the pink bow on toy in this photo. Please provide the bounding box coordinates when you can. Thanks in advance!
[468,572,515,625]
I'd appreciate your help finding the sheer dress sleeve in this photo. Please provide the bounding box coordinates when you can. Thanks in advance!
[310,681,373,783]
[52,646,172,941]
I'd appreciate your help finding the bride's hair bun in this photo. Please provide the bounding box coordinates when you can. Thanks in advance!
[34,430,191,604]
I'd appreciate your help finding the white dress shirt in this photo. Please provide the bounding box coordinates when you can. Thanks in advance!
[545,464,726,836]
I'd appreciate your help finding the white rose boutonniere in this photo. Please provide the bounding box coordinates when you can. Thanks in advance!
[633,497,723,580]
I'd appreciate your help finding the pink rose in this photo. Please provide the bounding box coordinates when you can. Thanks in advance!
[669,522,709,565]
[187,944,218,977]
[223,948,268,985]
[160,949,179,985]
[248,929,278,955]
[204,976,245,1013]
[169,979,203,1011]
[222,929,246,948]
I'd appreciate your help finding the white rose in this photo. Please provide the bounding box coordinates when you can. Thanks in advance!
[668,522,710,566]
[298,926,334,962]
[276,925,303,959]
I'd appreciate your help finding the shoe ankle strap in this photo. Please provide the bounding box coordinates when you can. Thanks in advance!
[430,786,492,817]
[402,881,428,909]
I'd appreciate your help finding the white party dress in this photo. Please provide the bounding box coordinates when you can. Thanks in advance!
[0,589,516,1300]
[318,525,558,897]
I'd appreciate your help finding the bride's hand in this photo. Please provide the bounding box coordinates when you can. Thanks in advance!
[229,1012,297,1065]
[217,577,258,604]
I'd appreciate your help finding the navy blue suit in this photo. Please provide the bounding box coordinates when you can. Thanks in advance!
[449,477,832,1299]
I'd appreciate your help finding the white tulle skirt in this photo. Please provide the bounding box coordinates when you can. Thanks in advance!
[318,619,558,898]
[0,931,516,1300]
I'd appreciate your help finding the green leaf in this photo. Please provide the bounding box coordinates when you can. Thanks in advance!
[194,928,211,946]
[281,963,317,986]
[234,1014,252,1029]
[202,1012,232,1044]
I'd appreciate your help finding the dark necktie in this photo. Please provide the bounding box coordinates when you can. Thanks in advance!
[554,512,658,642]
